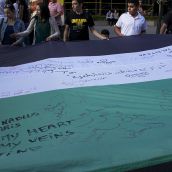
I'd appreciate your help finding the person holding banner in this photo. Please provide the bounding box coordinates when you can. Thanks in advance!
[114,0,146,36]
[0,3,25,46]
[63,0,107,41]
[48,0,64,38]
[11,3,60,45]
[160,10,172,34]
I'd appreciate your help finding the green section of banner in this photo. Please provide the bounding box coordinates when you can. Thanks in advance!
[0,79,172,172]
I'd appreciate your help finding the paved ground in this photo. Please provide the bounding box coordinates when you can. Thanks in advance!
[90,20,157,40]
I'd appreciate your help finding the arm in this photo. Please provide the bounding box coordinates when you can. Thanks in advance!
[11,20,26,46]
[18,18,35,37]
[140,18,147,34]
[63,25,69,42]
[54,11,62,18]
[89,27,108,40]
[54,5,63,18]
[160,23,167,34]
[11,18,35,38]
[55,3,64,18]
[114,25,124,36]
[11,37,24,46]
[46,17,60,41]
[114,14,124,37]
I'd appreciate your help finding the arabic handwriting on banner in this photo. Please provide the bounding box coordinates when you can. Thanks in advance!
[0,46,172,76]
[0,46,172,99]
[0,45,172,76]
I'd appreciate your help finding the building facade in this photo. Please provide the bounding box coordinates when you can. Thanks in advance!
[64,0,171,15]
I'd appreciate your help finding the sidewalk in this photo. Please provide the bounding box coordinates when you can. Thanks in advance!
[90,20,157,40]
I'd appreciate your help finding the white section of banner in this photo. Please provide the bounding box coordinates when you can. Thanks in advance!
[0,45,172,99]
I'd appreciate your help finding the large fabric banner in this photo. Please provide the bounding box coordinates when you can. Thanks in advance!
[0,36,172,172]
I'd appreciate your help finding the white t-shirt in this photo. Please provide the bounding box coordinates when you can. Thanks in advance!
[115,12,146,36]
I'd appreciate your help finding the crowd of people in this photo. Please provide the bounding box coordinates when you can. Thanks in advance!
[0,0,172,47]
[106,9,119,26]
[0,0,62,45]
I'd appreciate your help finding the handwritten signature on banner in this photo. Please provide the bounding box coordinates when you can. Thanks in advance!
[1,88,172,158]
[0,46,172,76]
[0,46,172,99]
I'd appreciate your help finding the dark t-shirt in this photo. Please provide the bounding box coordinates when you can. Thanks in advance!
[35,18,50,44]
[2,25,16,45]
[65,10,94,41]
[164,11,172,34]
